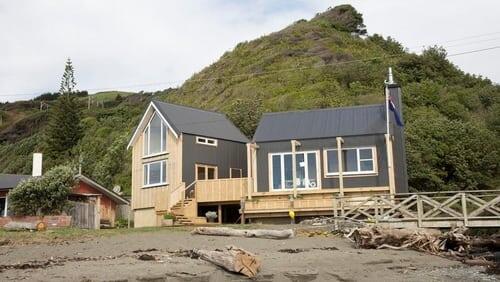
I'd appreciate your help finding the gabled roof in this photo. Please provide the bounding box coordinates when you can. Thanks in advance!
[128,101,248,148]
[253,104,387,142]
[75,174,129,205]
[0,174,31,190]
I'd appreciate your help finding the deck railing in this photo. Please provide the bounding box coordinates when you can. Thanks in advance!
[195,178,247,203]
[335,190,500,228]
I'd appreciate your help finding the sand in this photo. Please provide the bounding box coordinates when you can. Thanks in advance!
[0,226,496,281]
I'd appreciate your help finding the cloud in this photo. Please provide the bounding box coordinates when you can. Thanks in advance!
[1,0,499,102]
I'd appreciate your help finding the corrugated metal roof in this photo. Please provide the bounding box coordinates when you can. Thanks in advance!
[253,104,387,142]
[75,174,129,205]
[0,174,31,190]
[152,100,249,143]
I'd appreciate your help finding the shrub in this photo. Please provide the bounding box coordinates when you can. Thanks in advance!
[8,165,75,216]
[115,218,128,228]
[163,213,175,220]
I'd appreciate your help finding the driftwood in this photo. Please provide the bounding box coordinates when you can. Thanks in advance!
[193,246,261,278]
[3,221,46,231]
[349,226,468,253]
[192,227,294,239]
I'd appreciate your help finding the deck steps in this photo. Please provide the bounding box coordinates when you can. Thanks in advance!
[170,198,204,226]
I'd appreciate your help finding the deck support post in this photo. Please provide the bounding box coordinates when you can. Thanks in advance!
[336,137,344,197]
[218,204,222,224]
[416,195,423,228]
[240,198,245,225]
[461,193,468,227]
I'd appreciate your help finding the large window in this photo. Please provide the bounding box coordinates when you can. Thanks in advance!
[270,151,320,190]
[143,160,167,187]
[324,147,376,176]
[143,113,167,156]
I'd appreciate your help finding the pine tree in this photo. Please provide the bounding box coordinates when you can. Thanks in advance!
[45,58,83,158]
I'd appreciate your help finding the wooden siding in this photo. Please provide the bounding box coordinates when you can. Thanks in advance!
[196,178,247,203]
[131,112,183,213]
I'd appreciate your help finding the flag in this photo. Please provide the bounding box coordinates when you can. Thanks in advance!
[388,97,404,127]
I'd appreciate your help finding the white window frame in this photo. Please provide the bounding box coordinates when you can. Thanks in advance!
[143,160,168,188]
[324,146,377,177]
[269,150,321,191]
[196,136,218,147]
[229,168,243,178]
[143,113,168,158]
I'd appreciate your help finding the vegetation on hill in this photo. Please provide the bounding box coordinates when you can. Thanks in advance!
[0,5,498,193]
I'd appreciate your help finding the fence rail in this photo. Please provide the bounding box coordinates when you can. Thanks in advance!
[335,190,500,228]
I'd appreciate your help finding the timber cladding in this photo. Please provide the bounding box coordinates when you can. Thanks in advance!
[182,134,247,185]
[131,122,183,212]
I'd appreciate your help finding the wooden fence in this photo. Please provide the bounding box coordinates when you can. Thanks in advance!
[335,190,500,228]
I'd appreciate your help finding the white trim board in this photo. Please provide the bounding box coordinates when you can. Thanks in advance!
[127,102,179,149]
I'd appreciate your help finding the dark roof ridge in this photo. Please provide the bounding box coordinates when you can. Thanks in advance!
[152,100,224,116]
[262,103,384,116]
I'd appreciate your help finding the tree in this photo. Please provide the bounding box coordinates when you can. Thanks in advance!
[45,59,83,158]
[8,165,75,215]
[226,98,263,138]
[60,58,76,94]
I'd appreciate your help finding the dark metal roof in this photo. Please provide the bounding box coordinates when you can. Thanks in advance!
[0,174,31,190]
[152,100,249,143]
[253,104,387,142]
[75,174,129,205]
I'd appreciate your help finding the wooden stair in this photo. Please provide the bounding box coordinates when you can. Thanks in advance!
[171,198,205,225]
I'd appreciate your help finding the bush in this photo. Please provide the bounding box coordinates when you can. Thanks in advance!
[8,165,75,215]
[115,218,128,228]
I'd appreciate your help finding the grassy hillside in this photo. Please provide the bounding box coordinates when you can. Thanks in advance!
[0,5,498,193]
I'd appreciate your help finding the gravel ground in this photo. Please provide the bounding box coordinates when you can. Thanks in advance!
[0,226,497,281]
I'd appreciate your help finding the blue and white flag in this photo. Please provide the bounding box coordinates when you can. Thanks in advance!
[388,97,404,127]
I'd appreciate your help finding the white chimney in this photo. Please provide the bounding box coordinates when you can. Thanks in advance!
[32,153,43,177]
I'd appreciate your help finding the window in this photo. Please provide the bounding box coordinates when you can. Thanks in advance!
[143,160,167,187]
[270,151,320,190]
[143,113,167,157]
[324,147,376,176]
[230,168,243,178]
[196,164,218,180]
[196,136,218,147]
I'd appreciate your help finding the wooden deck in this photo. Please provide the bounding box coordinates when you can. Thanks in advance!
[195,178,247,203]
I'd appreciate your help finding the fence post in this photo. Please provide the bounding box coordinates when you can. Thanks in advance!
[333,196,338,230]
[374,197,379,224]
[461,193,468,227]
[416,195,423,228]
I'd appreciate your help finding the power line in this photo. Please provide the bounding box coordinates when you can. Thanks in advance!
[2,43,500,99]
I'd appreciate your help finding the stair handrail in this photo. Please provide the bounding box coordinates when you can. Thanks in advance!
[184,180,197,199]
[169,182,186,210]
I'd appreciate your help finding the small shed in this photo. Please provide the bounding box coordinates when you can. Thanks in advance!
[71,174,129,228]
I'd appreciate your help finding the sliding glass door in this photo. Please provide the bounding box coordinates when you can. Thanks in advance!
[270,151,319,190]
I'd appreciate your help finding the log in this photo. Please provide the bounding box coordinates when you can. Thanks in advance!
[192,227,294,239]
[193,246,261,278]
[3,221,46,231]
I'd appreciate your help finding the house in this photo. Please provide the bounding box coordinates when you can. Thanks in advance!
[0,174,31,217]
[0,155,129,228]
[127,100,249,227]
[128,74,408,226]
[71,174,129,228]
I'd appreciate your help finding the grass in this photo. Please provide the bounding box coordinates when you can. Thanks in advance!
[0,226,189,245]
[84,91,135,102]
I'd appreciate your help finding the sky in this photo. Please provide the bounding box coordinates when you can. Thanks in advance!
[1,0,499,102]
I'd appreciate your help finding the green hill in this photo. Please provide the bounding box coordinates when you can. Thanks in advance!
[0,5,498,194]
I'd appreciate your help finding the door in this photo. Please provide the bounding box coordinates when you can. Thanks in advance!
[196,164,218,180]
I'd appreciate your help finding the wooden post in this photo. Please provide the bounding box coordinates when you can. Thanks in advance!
[291,140,297,198]
[336,137,344,197]
[385,134,396,195]
[240,198,245,225]
[218,204,222,224]
[333,196,338,230]
[252,144,258,194]
[246,143,252,200]
[416,195,423,228]
[461,193,468,227]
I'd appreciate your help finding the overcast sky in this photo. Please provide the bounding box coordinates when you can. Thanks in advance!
[1,0,499,102]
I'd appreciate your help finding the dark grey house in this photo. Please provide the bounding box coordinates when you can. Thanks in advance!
[251,83,408,195]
